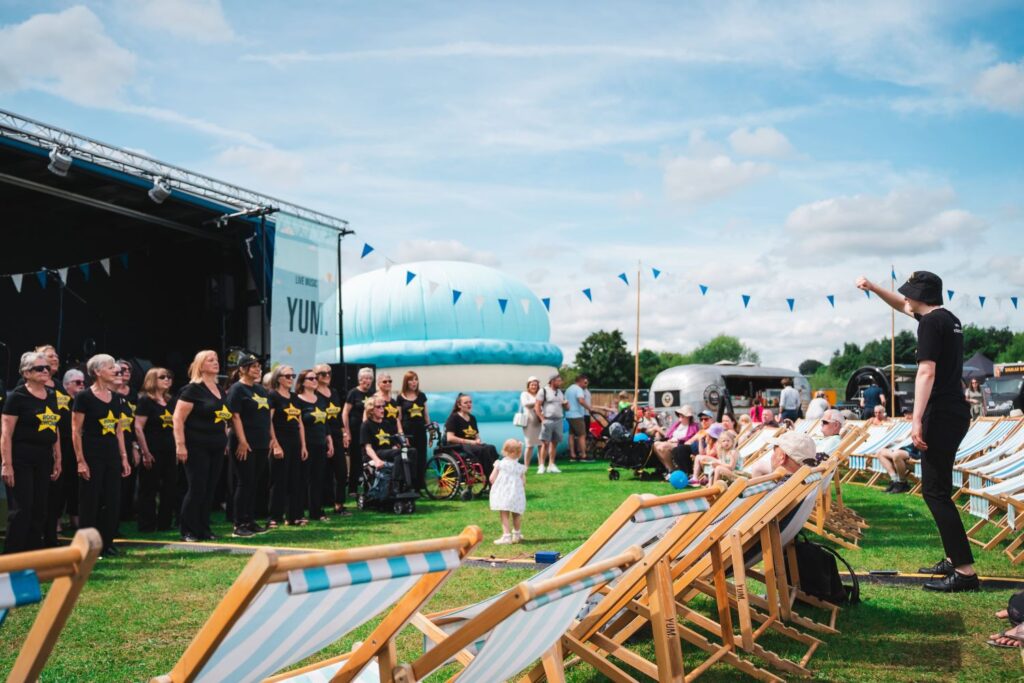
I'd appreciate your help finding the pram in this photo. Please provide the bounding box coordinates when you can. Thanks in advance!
[357,433,420,514]
[604,409,662,481]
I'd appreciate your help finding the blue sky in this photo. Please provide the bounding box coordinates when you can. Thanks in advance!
[2,1,1023,367]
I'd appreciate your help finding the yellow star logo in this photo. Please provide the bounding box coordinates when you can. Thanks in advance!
[408,403,424,419]
[99,410,119,435]
[36,406,60,433]
[252,394,270,410]
[119,411,134,432]
[159,409,174,429]
[214,404,233,424]
[325,401,341,420]
[311,406,328,424]
[284,404,301,422]
[374,428,392,447]
[54,390,70,412]
[463,425,478,439]
[128,402,137,413]
[384,403,400,420]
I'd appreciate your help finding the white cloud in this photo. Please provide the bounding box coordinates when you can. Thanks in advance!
[783,188,986,256]
[664,155,771,203]
[728,126,795,158]
[972,60,1024,114]
[395,239,500,267]
[120,0,234,44]
[0,6,136,106]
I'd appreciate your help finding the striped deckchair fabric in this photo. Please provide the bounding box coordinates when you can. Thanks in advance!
[844,422,911,482]
[959,422,1024,490]
[0,528,102,682]
[632,496,709,522]
[155,527,481,683]
[911,419,1018,489]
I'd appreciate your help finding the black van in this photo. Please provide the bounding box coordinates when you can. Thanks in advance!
[985,364,1024,416]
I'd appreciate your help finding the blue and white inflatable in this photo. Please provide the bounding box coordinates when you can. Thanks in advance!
[342,261,563,446]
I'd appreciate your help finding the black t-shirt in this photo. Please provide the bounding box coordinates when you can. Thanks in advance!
[916,308,968,411]
[73,387,123,459]
[270,391,302,438]
[178,382,231,447]
[398,392,428,430]
[360,418,398,456]
[136,394,176,454]
[319,388,344,438]
[2,385,60,448]
[226,382,272,449]
[296,393,329,447]
[380,397,402,433]
[345,387,372,432]
[54,386,73,451]
[118,390,137,446]
[445,412,480,442]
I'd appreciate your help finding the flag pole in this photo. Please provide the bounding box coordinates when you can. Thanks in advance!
[890,265,896,416]
[634,260,641,410]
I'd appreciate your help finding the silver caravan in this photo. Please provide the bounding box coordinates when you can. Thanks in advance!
[649,362,811,416]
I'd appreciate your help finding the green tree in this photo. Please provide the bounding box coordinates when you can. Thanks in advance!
[997,333,1024,364]
[573,330,633,388]
[637,349,664,388]
[689,335,760,365]
[799,359,824,376]
[963,325,1015,361]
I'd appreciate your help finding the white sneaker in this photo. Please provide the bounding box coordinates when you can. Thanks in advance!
[547,464,562,474]
[493,533,513,545]
[537,465,546,474]
[511,531,523,544]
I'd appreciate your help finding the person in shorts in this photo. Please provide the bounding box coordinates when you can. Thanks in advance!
[534,375,568,474]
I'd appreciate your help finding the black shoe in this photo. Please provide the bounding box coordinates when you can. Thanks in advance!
[181,534,200,543]
[232,526,255,538]
[102,545,120,557]
[201,533,218,541]
[883,481,896,493]
[918,558,955,575]
[893,481,912,494]
[923,570,980,593]
[246,522,270,535]
[335,508,352,517]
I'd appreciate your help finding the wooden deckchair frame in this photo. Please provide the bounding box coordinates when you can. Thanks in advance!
[1,528,102,683]
[153,527,482,683]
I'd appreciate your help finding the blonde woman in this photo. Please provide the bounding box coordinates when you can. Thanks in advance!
[518,377,542,468]
[398,371,430,489]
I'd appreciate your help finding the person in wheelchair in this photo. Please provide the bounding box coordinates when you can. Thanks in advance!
[359,397,418,511]
[360,398,408,469]
[443,393,498,477]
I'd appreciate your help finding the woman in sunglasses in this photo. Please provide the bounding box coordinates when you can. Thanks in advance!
[115,359,139,525]
[313,364,349,516]
[73,354,131,556]
[135,367,177,532]
[226,355,272,537]
[371,372,404,436]
[267,365,307,527]
[2,352,62,553]
[296,369,331,522]
[44,368,85,546]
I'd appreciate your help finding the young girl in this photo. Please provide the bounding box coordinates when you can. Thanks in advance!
[709,430,742,486]
[490,439,527,545]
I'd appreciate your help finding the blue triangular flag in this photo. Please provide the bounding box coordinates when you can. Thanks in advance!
[1012,296,1019,310]
[498,298,508,313]
[360,243,374,258]
[947,290,955,302]
[891,267,897,281]
[80,263,90,281]
[979,295,986,308]
[651,268,661,279]
[119,253,129,269]
[826,294,835,308]
[864,290,871,299]
[582,288,593,302]
[617,273,629,285]
[699,284,708,296]
[452,289,462,305]
[786,298,795,312]
[542,297,551,311]
[742,294,750,309]
[405,271,416,285]
[36,271,46,288]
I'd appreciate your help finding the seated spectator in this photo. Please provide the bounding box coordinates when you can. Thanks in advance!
[652,405,697,473]
[670,410,714,473]
[637,407,665,440]
[445,393,498,477]
[616,391,631,413]
[737,413,753,435]
[769,432,820,476]
[691,427,741,486]
[805,391,830,420]
[988,592,1024,648]
[761,409,779,428]
[868,404,889,426]
[877,440,921,494]
[814,409,845,455]
[720,413,737,433]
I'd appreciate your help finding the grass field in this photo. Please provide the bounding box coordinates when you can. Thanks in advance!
[2,461,1023,681]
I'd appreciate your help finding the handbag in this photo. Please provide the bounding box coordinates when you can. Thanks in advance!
[789,533,860,605]
[513,406,529,427]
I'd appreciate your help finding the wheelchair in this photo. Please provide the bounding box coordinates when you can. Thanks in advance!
[356,434,420,514]
[422,422,491,502]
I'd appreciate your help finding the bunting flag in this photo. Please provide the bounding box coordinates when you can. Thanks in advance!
[498,298,508,313]
[58,267,68,283]
[617,273,629,285]
[742,294,751,309]
[520,298,530,314]
[827,294,835,308]
[979,295,986,308]
[452,289,462,305]
[405,271,416,285]
[427,280,439,295]
[474,295,486,311]
[542,297,551,311]
[80,263,90,281]
[100,258,110,275]
[698,284,709,296]
[119,254,129,269]
[582,288,593,302]
[360,243,374,258]
[786,298,795,312]
[11,273,22,293]
[947,290,955,302]
[384,258,395,273]
[36,271,46,289]
[651,267,661,279]
[1013,296,1019,310]
[891,267,897,281]
[864,289,871,299]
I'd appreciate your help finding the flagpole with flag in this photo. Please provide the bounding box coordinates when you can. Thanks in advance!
[891,266,896,416]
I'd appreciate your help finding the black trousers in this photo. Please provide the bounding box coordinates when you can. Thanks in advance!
[305,441,327,519]
[921,406,973,567]
[120,442,138,521]
[460,443,498,478]
[137,446,177,531]
[180,438,225,539]
[44,445,79,545]
[78,450,122,550]
[230,447,268,527]
[4,446,52,554]
[270,434,304,523]
[323,431,347,509]
[346,438,362,494]
[407,425,428,489]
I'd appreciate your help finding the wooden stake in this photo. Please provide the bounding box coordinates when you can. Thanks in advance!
[890,265,896,416]
[634,261,641,410]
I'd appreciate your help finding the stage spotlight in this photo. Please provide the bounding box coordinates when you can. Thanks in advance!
[148,176,172,204]
[47,147,72,177]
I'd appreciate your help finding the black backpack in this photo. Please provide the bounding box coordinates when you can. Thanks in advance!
[791,534,860,606]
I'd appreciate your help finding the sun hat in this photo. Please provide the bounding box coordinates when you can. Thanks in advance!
[897,271,943,306]
[823,410,846,427]
[769,432,817,463]
[675,405,694,417]
[708,423,724,440]
[527,375,539,384]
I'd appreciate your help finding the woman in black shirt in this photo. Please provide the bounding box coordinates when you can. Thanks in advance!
[314,364,349,516]
[116,359,139,523]
[398,371,430,489]
[267,365,307,527]
[173,350,231,542]
[73,354,130,555]
[1,352,62,553]
[342,367,375,496]
[135,367,177,532]
[372,373,404,435]
[296,369,331,522]
[444,393,497,477]
[45,368,84,546]
[226,355,271,537]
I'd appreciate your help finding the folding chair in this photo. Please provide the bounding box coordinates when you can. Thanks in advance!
[962,472,1024,551]
[909,418,1008,494]
[0,528,102,682]
[843,421,911,486]
[957,421,1024,493]
[152,527,482,683]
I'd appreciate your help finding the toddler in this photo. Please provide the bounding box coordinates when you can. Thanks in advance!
[490,439,527,544]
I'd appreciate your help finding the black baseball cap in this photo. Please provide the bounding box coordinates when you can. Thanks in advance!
[897,271,943,306]
[236,353,261,368]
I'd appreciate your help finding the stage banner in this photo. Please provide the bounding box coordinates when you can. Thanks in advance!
[270,212,340,364]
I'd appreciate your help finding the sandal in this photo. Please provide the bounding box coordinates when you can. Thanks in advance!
[986,630,1024,648]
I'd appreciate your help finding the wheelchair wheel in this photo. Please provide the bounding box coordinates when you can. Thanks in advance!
[405,500,416,514]
[608,469,620,481]
[357,493,367,510]
[464,462,488,499]
[393,501,404,515]
[424,454,460,500]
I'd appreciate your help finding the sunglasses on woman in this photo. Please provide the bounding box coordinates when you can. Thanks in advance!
[30,365,50,373]
[280,373,296,379]
[157,374,173,381]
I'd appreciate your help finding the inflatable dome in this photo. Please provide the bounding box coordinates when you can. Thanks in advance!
[343,261,563,441]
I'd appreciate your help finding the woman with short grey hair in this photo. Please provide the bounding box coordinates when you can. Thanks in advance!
[341,367,375,496]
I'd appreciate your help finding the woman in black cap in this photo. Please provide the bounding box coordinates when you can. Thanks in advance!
[135,367,177,532]
[267,365,307,527]
[858,271,976,592]
[226,354,271,537]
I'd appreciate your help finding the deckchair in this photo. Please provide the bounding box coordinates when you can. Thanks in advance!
[999,493,1024,564]
[908,418,1013,494]
[0,528,102,682]
[842,421,911,485]
[152,527,482,683]
[962,472,1024,551]
[792,419,818,435]
[738,427,783,467]
[957,425,1024,493]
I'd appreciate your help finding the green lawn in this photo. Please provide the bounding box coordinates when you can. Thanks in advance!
[2,462,1023,681]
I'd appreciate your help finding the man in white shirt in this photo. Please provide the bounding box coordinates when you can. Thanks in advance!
[534,375,568,474]
[779,378,801,423]
[805,391,830,420]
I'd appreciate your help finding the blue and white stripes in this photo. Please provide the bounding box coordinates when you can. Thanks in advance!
[0,570,41,629]
[632,498,709,523]
[803,472,823,484]
[523,568,623,612]
[741,481,777,498]
[288,549,461,594]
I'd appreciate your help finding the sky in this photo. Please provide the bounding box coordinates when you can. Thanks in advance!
[1,1,1024,369]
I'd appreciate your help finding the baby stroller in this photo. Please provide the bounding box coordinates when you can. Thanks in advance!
[605,411,662,481]
[357,433,420,514]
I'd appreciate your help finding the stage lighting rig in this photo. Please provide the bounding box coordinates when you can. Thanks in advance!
[47,146,72,177]
[148,176,172,204]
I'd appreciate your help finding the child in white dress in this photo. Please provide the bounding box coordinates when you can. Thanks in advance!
[490,439,527,544]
